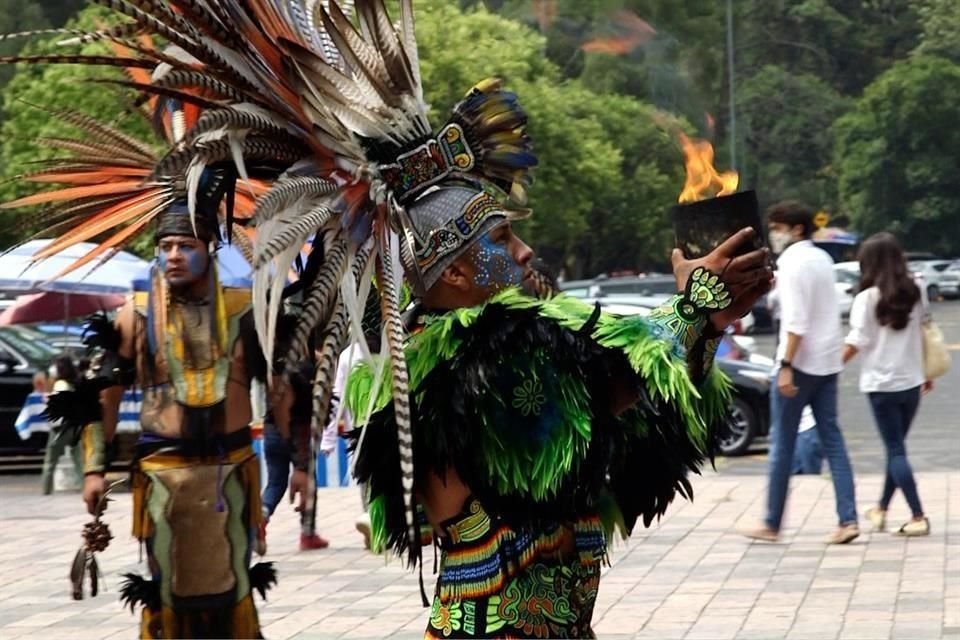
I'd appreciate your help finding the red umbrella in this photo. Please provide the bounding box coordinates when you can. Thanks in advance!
[0,291,125,326]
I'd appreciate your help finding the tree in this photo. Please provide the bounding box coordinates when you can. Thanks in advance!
[736,65,850,211]
[0,0,50,102]
[416,0,688,276]
[914,0,960,63]
[833,56,960,256]
[0,5,154,248]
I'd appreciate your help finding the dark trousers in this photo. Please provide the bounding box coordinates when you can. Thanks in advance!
[261,423,317,535]
[867,387,924,517]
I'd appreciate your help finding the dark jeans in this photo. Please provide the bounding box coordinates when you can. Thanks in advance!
[792,427,823,475]
[261,424,290,517]
[868,387,924,517]
[261,423,317,535]
[766,368,858,530]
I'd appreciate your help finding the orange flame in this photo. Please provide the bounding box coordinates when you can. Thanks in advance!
[677,132,739,203]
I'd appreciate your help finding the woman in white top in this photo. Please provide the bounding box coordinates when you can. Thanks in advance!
[843,233,930,536]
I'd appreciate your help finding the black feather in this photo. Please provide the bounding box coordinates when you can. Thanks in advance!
[119,573,160,613]
[83,311,122,352]
[249,562,277,600]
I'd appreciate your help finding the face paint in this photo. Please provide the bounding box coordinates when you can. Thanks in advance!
[181,245,208,279]
[159,238,208,287]
[469,230,524,293]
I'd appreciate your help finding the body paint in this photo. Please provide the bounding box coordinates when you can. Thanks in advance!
[159,240,208,286]
[469,232,524,292]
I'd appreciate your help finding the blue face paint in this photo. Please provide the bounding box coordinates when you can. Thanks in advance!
[182,245,207,279]
[469,230,524,292]
[158,238,208,286]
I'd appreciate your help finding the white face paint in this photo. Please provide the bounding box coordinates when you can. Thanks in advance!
[768,230,794,255]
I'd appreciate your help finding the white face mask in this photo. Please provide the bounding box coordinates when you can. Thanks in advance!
[768,230,794,255]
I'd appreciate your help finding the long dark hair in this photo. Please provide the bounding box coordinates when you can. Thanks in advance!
[858,232,920,330]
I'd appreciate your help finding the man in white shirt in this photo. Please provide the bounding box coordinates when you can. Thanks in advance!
[744,201,859,544]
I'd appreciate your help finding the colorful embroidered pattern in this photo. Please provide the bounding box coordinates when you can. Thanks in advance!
[426,556,601,639]
[435,500,604,606]
[379,125,477,202]
[416,192,502,272]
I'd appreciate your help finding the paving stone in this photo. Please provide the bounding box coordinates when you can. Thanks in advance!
[0,471,957,638]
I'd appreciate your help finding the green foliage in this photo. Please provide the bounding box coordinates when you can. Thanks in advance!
[0,0,49,100]
[914,0,960,63]
[0,4,154,248]
[417,0,686,276]
[833,55,960,255]
[737,65,850,211]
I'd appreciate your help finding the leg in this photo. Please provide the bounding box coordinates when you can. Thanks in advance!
[809,373,857,526]
[868,390,924,518]
[260,424,290,518]
[41,434,66,495]
[299,465,329,549]
[765,370,813,531]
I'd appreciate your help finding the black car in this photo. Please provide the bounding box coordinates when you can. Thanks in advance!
[0,326,62,460]
[716,357,771,456]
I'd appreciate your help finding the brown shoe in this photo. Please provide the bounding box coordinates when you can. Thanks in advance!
[825,524,860,544]
[741,525,779,542]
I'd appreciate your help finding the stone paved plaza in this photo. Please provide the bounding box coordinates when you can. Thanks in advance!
[0,470,957,640]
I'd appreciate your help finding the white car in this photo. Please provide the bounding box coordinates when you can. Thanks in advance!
[832,263,859,317]
[596,293,756,334]
[909,260,959,300]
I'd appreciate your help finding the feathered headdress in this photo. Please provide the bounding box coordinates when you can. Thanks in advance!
[1,0,537,548]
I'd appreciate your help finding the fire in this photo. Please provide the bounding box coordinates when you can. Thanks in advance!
[677,132,739,203]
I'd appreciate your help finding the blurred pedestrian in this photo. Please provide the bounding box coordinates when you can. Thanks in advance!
[259,359,331,552]
[843,232,930,536]
[40,356,83,494]
[743,201,859,544]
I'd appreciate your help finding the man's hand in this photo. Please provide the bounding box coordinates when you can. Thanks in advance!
[672,227,773,332]
[778,366,799,398]
[289,469,309,513]
[82,474,107,515]
[922,380,934,395]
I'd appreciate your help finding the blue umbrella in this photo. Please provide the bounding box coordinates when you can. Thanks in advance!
[132,243,252,291]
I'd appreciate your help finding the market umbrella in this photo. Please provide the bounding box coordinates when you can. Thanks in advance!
[0,239,148,294]
[0,291,125,326]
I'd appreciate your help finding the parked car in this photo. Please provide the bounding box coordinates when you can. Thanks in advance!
[567,278,757,334]
[588,298,772,456]
[0,326,60,457]
[909,260,959,300]
[560,274,677,301]
[833,263,859,317]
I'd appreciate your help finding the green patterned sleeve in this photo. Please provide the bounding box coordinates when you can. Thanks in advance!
[647,294,724,385]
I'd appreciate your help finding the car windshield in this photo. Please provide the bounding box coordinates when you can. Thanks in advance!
[0,327,60,363]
